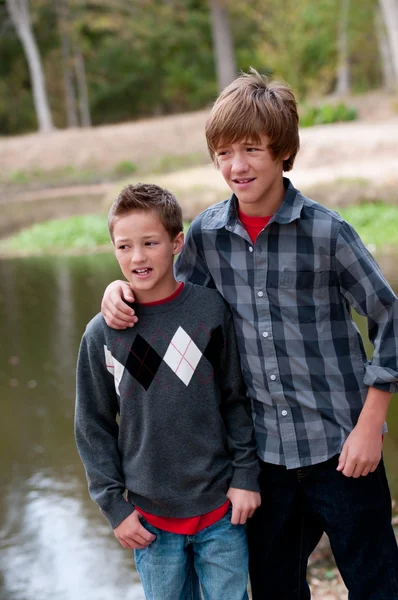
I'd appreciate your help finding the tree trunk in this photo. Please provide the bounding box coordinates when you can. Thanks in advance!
[6,0,54,132]
[208,0,236,92]
[334,0,351,95]
[375,3,395,91]
[56,0,79,127]
[74,44,91,127]
[379,0,398,87]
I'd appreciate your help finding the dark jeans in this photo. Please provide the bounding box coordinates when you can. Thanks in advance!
[247,455,398,600]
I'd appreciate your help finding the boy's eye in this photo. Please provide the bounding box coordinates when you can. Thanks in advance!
[145,241,158,246]
[118,244,129,250]
[216,150,229,157]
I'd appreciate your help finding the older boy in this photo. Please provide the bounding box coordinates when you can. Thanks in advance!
[101,71,398,599]
[75,183,261,600]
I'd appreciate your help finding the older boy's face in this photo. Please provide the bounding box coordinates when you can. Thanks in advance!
[112,210,183,304]
[215,134,287,216]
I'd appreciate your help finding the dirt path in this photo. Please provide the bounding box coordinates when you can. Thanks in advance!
[3,115,398,208]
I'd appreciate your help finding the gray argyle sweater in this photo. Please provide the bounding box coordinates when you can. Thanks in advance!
[75,282,260,529]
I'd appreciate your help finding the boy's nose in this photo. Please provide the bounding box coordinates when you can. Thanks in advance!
[131,248,146,263]
[231,154,249,173]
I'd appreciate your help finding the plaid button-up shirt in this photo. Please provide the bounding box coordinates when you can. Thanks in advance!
[175,179,398,469]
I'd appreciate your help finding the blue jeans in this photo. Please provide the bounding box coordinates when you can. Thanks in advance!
[247,455,398,600]
[134,507,249,600]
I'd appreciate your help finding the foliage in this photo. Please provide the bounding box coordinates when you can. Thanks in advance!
[0,214,191,255]
[1,214,110,253]
[113,160,137,176]
[300,102,357,126]
[0,0,386,134]
[337,202,398,251]
[1,201,398,257]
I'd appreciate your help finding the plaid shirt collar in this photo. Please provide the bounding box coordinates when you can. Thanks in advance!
[204,178,305,231]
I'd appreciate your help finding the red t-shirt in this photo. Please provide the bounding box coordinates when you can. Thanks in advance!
[134,281,230,534]
[238,208,272,243]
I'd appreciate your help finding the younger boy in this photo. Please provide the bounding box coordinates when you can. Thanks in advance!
[75,183,261,600]
[100,71,398,599]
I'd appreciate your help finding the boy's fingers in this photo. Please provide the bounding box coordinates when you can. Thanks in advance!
[130,532,155,546]
[231,506,253,525]
[113,295,135,312]
[230,506,241,525]
[138,523,156,542]
[102,313,135,329]
[342,461,355,477]
[336,445,348,471]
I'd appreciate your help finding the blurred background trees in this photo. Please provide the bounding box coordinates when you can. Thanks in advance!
[0,0,397,135]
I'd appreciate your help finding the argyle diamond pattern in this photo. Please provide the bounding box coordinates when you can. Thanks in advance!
[163,326,202,386]
[105,324,225,393]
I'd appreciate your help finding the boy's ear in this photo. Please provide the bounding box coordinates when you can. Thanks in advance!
[173,231,185,256]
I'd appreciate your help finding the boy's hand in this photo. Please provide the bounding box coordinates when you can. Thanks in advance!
[113,511,156,549]
[337,422,383,478]
[226,487,261,525]
[101,280,138,329]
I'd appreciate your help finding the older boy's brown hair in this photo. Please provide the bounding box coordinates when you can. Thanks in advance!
[108,183,183,241]
[206,68,299,172]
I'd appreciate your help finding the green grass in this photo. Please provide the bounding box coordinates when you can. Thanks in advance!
[0,215,192,256]
[0,215,110,255]
[337,202,398,252]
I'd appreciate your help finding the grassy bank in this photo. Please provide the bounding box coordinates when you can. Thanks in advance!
[1,201,398,258]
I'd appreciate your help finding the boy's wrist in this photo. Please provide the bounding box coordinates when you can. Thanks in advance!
[357,386,392,430]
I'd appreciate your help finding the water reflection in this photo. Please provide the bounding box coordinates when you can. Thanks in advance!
[0,253,397,600]
[1,475,144,600]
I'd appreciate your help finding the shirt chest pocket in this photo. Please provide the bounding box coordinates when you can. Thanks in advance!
[271,271,332,324]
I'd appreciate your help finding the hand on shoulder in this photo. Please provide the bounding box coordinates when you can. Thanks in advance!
[101,280,138,329]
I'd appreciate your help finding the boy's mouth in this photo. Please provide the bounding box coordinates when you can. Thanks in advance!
[133,268,153,277]
[233,177,255,184]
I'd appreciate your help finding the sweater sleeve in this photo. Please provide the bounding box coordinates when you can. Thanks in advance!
[218,306,260,492]
[74,325,134,529]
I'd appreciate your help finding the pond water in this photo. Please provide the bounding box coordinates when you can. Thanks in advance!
[0,252,397,600]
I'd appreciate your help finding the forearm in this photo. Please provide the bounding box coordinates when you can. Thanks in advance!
[357,386,392,432]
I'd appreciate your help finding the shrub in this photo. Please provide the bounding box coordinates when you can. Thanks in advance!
[300,102,357,127]
[113,160,137,176]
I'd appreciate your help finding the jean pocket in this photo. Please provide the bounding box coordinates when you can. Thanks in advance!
[137,513,158,536]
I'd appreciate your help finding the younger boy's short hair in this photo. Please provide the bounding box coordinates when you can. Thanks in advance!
[108,183,183,241]
[206,67,300,172]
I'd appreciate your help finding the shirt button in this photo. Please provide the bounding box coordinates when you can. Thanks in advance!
[249,246,253,253]
[281,410,288,416]
[270,374,276,381]
[258,291,264,297]
[262,331,269,338]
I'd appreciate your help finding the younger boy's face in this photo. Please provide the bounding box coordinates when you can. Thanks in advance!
[215,134,287,216]
[112,210,184,304]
